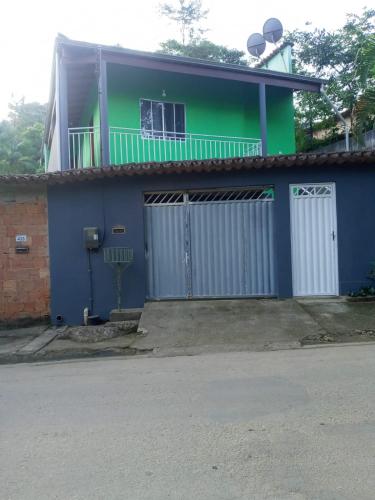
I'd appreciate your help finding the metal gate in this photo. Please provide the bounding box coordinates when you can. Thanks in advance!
[144,187,276,299]
[290,183,339,296]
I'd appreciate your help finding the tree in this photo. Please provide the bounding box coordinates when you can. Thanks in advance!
[0,99,47,174]
[158,0,249,65]
[353,34,375,139]
[285,8,375,151]
[159,0,208,45]
[159,38,248,65]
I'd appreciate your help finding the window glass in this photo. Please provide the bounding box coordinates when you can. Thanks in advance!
[152,101,164,137]
[140,100,152,133]
[140,99,185,139]
[175,104,185,138]
[164,102,175,138]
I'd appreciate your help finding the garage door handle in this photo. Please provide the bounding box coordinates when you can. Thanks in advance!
[331,230,335,241]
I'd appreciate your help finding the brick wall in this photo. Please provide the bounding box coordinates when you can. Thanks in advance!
[0,185,50,324]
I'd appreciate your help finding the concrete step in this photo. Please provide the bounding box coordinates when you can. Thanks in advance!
[109,308,143,322]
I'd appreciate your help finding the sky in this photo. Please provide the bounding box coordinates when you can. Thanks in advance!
[0,0,373,120]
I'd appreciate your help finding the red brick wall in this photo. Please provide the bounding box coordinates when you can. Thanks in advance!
[0,185,50,324]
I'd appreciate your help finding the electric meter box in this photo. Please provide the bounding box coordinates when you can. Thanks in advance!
[83,227,100,249]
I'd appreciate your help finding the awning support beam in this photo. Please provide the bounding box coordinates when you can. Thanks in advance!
[98,49,110,166]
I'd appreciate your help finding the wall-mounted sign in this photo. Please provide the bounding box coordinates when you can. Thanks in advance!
[15,234,27,242]
[112,225,126,235]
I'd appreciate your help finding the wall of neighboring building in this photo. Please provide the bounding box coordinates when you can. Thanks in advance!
[48,163,375,325]
[0,185,50,325]
[106,64,296,156]
[260,45,293,73]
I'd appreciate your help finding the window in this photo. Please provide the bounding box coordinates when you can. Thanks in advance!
[140,99,185,139]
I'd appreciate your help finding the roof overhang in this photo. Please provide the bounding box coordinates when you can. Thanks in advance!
[58,36,324,93]
[2,151,375,186]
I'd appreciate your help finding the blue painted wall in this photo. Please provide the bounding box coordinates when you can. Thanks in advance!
[47,164,375,325]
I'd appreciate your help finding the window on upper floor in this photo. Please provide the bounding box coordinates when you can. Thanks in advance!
[140,99,185,140]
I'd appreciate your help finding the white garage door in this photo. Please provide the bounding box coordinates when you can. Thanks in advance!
[144,187,276,299]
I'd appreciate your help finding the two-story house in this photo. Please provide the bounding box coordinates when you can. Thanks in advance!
[39,35,375,326]
[44,35,322,172]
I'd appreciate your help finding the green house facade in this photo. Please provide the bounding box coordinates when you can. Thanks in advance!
[44,36,322,171]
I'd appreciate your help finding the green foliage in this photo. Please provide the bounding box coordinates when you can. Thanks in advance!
[159,0,248,65]
[159,0,208,45]
[159,38,248,65]
[286,8,375,152]
[353,34,375,139]
[0,99,46,175]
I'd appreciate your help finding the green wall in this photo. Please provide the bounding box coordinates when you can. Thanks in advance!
[108,65,260,136]
[106,65,295,157]
[75,63,296,166]
[267,86,296,155]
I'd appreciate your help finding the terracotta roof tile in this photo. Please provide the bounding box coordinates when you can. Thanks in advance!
[1,150,375,186]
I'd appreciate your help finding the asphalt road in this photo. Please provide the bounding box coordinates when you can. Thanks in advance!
[1,345,375,500]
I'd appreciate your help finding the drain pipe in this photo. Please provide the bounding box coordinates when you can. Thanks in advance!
[320,85,350,152]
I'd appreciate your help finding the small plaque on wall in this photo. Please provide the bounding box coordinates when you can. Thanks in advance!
[16,234,27,242]
[15,247,30,254]
[112,225,126,235]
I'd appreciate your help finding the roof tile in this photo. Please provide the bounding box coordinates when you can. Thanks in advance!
[1,150,375,186]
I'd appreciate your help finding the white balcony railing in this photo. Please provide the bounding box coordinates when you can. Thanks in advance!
[68,126,262,169]
[68,127,101,169]
[109,127,262,165]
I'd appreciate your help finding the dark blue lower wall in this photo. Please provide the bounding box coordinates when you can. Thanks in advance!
[47,164,375,325]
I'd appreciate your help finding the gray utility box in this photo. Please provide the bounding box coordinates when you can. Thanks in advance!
[83,227,100,249]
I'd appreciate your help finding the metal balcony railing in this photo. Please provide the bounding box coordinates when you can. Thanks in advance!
[68,126,262,169]
[109,127,262,165]
[68,127,101,169]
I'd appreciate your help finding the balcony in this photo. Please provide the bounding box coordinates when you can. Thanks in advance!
[68,126,262,169]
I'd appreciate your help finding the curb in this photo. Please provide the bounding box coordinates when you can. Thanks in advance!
[301,340,375,349]
[2,339,375,366]
[0,346,153,365]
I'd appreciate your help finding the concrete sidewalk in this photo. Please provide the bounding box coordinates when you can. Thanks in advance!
[2,297,375,364]
[133,299,325,356]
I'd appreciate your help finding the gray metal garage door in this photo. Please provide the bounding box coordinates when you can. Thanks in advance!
[144,187,276,299]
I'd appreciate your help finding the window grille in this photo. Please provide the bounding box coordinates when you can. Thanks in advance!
[144,187,274,205]
[144,191,185,205]
[292,185,332,198]
[188,188,274,203]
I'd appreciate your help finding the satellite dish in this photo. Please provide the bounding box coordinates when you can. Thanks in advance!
[263,18,283,43]
[247,33,266,58]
